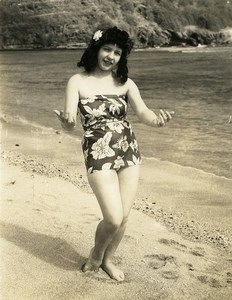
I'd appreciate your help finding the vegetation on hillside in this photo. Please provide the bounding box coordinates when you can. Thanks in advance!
[0,0,232,49]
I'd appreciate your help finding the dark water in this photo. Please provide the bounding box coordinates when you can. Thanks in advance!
[0,48,231,178]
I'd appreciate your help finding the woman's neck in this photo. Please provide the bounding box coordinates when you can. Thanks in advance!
[92,67,113,78]
[78,71,126,98]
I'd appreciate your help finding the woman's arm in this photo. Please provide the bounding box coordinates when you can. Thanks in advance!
[54,74,80,131]
[127,79,173,127]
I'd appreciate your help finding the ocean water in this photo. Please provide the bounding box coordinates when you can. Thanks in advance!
[0,48,231,179]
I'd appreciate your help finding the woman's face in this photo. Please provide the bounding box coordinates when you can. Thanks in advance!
[97,44,122,72]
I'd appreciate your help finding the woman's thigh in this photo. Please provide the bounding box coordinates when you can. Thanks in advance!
[118,165,140,218]
[87,170,123,224]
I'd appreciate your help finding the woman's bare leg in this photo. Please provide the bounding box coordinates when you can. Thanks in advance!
[101,165,140,281]
[82,170,123,272]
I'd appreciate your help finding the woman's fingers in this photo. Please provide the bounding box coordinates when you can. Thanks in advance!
[71,115,76,123]
[165,110,174,120]
[159,110,167,123]
[54,110,73,122]
[158,109,174,126]
[158,112,165,126]
[53,110,63,120]
[53,109,60,116]
[54,110,76,129]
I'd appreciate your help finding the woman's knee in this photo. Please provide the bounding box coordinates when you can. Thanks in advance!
[104,215,123,232]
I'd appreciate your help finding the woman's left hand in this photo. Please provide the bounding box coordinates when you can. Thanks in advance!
[156,109,174,126]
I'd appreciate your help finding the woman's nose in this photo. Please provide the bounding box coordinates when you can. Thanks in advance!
[107,51,114,60]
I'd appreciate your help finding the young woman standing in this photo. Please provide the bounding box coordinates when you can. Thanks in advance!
[55,27,173,281]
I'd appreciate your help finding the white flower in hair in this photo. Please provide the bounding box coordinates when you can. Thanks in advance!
[93,30,103,41]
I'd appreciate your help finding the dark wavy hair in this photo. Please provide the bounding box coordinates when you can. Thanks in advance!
[77,27,134,84]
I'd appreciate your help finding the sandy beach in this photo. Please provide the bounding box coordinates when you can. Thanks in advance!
[1,117,232,300]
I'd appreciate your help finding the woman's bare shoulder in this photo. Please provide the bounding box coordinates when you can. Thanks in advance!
[125,78,139,93]
[68,70,87,83]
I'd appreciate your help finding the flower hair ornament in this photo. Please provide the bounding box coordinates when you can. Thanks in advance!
[93,30,103,41]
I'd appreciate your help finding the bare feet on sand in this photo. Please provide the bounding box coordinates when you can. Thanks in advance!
[101,261,125,282]
[82,249,125,282]
[82,248,102,272]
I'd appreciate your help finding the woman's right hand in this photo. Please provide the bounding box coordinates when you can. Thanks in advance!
[53,110,76,131]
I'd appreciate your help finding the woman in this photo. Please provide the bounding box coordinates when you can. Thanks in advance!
[54,27,173,282]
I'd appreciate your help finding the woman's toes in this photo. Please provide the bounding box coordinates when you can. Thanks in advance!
[101,262,125,282]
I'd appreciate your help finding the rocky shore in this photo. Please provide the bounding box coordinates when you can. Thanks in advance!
[1,27,231,51]
[1,0,232,50]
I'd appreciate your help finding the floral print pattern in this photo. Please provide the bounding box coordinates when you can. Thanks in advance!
[112,136,129,152]
[91,132,115,159]
[78,94,141,173]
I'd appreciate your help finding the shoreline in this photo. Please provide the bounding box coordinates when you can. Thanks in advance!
[1,118,231,253]
[2,113,231,181]
[1,43,231,52]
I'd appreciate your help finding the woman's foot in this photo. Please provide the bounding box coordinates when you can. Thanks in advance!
[101,261,125,281]
[82,248,102,272]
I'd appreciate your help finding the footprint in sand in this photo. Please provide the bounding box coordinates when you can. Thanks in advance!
[197,275,222,288]
[146,254,166,269]
[158,238,187,251]
[158,238,206,259]
[145,254,179,279]
[145,254,177,269]
[124,234,136,242]
[186,263,195,271]
[162,270,179,280]
[190,247,206,257]
[226,272,232,285]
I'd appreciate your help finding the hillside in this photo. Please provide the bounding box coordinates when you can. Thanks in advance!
[1,0,232,49]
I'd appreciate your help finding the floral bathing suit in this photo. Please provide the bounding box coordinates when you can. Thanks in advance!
[78,94,142,174]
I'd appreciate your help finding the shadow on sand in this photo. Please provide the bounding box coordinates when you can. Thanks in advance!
[0,221,85,270]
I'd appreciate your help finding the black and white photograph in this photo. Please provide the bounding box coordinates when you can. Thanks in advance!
[1,1,232,299]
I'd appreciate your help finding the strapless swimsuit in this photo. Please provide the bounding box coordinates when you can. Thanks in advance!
[78,94,141,173]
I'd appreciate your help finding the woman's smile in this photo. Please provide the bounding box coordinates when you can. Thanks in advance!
[103,59,113,66]
[98,44,122,71]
